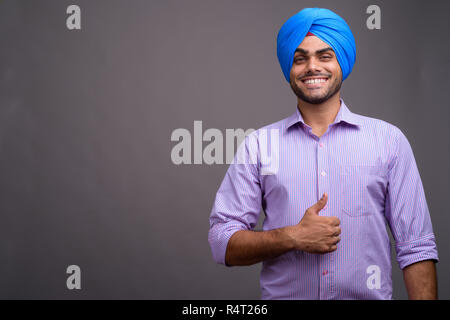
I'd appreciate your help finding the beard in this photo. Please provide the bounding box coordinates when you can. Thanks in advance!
[290,73,342,104]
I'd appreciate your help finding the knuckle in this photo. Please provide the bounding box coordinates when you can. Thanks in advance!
[333,227,341,236]
[329,218,338,226]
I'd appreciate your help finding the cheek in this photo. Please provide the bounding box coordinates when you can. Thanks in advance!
[289,67,299,83]
[333,68,343,83]
[290,65,304,79]
[330,62,342,78]
[290,65,298,75]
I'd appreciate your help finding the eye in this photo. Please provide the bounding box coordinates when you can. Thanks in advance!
[320,55,332,60]
[294,56,305,63]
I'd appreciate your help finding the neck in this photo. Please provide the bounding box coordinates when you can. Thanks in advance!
[297,92,342,130]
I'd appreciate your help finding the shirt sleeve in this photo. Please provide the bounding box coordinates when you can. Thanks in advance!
[384,127,439,270]
[208,133,262,266]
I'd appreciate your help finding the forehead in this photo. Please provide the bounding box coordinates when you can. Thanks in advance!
[296,35,332,52]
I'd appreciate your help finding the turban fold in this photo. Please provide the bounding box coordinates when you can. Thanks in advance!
[277,8,356,82]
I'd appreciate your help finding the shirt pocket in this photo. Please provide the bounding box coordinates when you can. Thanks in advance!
[340,164,380,217]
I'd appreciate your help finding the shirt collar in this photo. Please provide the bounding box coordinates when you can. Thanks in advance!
[285,98,363,132]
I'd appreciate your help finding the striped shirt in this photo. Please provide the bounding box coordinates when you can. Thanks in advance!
[208,99,439,299]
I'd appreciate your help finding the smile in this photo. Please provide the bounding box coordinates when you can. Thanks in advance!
[301,77,329,89]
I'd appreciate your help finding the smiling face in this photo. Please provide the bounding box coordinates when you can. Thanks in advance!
[289,36,343,104]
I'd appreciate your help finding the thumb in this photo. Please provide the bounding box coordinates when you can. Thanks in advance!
[309,193,328,214]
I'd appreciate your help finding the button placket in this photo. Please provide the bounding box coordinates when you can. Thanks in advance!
[317,140,328,210]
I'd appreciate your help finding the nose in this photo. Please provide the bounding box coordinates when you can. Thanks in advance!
[305,56,322,73]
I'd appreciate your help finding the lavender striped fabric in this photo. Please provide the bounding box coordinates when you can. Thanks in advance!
[208,99,438,300]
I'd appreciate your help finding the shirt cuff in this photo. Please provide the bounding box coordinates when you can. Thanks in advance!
[208,222,247,266]
[395,233,439,270]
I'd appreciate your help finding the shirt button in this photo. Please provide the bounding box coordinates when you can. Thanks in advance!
[322,270,328,276]
[321,171,326,177]
[319,143,324,147]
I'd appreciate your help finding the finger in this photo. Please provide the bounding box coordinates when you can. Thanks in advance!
[334,227,341,236]
[309,193,328,214]
[329,217,340,226]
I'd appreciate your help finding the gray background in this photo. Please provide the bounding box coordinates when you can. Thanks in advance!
[0,0,448,299]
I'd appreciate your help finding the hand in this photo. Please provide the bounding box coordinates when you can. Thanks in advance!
[285,193,341,254]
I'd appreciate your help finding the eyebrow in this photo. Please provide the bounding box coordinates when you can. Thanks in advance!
[294,47,334,55]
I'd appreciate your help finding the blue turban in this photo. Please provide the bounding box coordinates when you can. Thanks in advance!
[277,8,356,82]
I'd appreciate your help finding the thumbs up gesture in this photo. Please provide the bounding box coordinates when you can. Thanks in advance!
[284,193,341,254]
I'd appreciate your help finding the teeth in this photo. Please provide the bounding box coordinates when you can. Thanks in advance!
[304,78,327,84]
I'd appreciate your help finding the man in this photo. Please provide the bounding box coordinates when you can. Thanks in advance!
[208,8,439,300]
